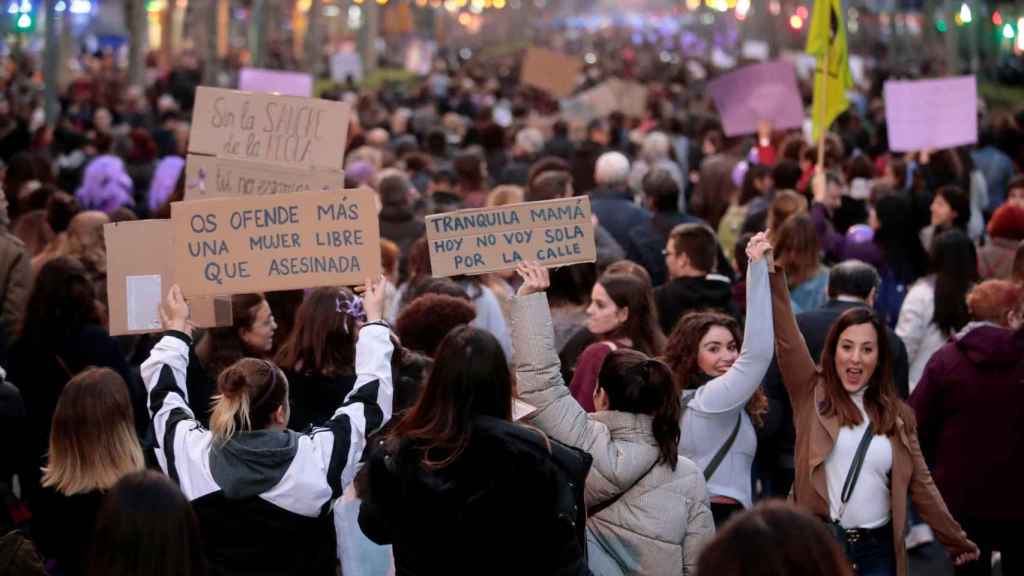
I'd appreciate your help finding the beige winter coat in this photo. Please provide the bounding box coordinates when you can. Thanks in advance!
[513,293,715,576]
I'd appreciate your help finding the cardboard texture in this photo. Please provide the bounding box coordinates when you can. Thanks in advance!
[425,196,596,277]
[520,47,582,99]
[884,75,977,153]
[561,80,648,123]
[171,188,381,297]
[189,86,350,172]
[184,155,345,200]
[238,68,314,97]
[707,61,805,137]
[105,220,232,336]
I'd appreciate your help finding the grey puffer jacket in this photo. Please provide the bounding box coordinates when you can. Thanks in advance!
[513,293,715,576]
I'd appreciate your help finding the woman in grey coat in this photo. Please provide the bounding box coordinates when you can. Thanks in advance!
[513,262,714,576]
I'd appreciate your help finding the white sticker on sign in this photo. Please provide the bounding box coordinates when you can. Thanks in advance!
[126,274,162,332]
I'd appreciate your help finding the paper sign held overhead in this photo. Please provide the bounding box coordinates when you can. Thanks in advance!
[884,75,978,153]
[239,68,314,97]
[426,196,596,277]
[105,220,233,336]
[707,61,805,137]
[189,86,350,172]
[171,188,381,297]
[184,155,345,200]
[520,47,582,99]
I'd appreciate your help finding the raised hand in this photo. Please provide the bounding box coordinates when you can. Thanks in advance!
[745,231,772,264]
[160,284,192,336]
[515,261,550,297]
[360,275,386,323]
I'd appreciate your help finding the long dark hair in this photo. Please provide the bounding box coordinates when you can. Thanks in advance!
[934,185,971,231]
[873,194,927,282]
[930,229,978,335]
[21,256,101,341]
[819,308,911,436]
[597,273,666,356]
[389,326,513,469]
[275,288,358,377]
[662,311,769,427]
[200,293,268,380]
[88,470,207,576]
[597,350,680,469]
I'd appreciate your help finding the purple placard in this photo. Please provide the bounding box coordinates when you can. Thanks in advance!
[707,61,805,137]
[238,68,314,98]
[884,76,977,153]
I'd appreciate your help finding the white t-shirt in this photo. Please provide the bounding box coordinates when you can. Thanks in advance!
[825,389,893,529]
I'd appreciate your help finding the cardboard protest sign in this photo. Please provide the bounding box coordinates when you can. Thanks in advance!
[884,75,977,153]
[239,68,314,97]
[105,220,232,336]
[707,61,805,137]
[425,196,596,277]
[607,79,649,118]
[171,188,381,297]
[183,155,344,200]
[188,87,350,172]
[520,47,582,99]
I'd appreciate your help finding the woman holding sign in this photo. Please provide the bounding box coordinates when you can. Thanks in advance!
[512,261,714,576]
[142,279,393,576]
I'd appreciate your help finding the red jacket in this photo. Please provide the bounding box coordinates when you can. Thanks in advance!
[910,323,1024,522]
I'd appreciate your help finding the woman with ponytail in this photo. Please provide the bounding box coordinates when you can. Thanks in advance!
[661,232,774,527]
[142,279,394,576]
[513,261,714,575]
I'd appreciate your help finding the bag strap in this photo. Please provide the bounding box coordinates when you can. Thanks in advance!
[834,425,875,522]
[587,458,658,518]
[704,411,742,481]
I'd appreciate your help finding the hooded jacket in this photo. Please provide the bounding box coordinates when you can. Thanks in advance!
[655,275,737,334]
[141,324,394,576]
[909,323,1024,522]
[514,293,715,576]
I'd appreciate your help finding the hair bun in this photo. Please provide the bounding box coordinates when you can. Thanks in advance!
[218,364,249,398]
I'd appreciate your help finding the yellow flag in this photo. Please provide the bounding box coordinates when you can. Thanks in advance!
[806,0,852,142]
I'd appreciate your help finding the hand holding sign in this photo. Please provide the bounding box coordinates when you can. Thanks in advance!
[359,275,386,323]
[160,284,192,337]
[515,261,550,297]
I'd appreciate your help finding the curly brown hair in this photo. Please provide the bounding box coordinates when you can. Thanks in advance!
[661,311,768,427]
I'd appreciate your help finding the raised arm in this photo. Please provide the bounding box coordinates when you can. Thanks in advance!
[512,263,639,504]
[308,277,394,498]
[141,285,216,498]
[690,240,774,413]
[769,264,819,411]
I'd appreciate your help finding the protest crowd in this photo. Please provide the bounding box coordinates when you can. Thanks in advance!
[2,8,1024,576]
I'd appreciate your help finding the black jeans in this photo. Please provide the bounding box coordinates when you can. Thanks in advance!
[955,517,1023,576]
[835,523,896,576]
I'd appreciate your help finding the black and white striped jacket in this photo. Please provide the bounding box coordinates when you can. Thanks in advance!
[141,324,393,576]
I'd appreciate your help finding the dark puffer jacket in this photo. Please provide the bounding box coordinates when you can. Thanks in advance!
[359,415,592,576]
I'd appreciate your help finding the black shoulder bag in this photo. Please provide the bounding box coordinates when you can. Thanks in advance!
[827,426,875,540]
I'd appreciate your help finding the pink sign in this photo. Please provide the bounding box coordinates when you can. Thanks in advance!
[707,61,805,137]
[238,68,314,98]
[884,76,977,153]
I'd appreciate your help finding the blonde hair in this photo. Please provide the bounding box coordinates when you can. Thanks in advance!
[41,368,144,495]
[62,210,110,274]
[210,358,288,445]
[486,185,524,208]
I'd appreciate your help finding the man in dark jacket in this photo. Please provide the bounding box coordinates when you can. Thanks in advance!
[628,168,734,287]
[571,118,609,195]
[758,260,910,497]
[588,152,650,257]
[654,222,735,334]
